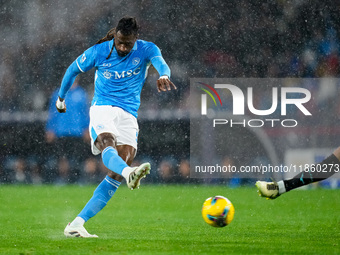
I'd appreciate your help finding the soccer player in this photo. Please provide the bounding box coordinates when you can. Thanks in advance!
[57,16,176,238]
[256,147,340,199]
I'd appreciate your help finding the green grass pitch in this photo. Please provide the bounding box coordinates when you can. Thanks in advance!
[0,184,339,254]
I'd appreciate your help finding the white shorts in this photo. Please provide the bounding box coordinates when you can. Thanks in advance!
[89,105,139,155]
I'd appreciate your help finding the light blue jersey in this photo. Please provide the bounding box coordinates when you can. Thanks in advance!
[59,39,171,117]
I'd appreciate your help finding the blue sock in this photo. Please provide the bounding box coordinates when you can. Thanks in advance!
[78,176,120,222]
[102,146,128,175]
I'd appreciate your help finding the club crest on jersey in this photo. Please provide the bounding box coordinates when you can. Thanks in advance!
[132,57,140,65]
[103,70,113,79]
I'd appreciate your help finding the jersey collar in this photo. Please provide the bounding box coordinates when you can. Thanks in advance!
[132,41,138,51]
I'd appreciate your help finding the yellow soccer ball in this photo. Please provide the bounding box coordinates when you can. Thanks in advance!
[202,196,235,227]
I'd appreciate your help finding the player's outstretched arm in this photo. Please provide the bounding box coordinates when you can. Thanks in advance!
[149,45,176,93]
[56,60,82,113]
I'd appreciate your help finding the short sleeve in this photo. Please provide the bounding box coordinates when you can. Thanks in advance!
[75,45,97,73]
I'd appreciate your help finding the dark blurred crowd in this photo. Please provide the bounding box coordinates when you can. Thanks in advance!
[0,153,194,185]
[0,0,339,185]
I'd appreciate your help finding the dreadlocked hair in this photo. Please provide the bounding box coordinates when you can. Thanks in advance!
[96,27,116,45]
[96,16,140,59]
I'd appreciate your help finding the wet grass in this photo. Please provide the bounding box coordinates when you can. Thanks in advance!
[0,184,339,254]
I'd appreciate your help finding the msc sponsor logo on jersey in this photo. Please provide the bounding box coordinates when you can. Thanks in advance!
[114,67,141,79]
[103,67,141,79]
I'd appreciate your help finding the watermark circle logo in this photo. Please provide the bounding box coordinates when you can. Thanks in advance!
[132,57,140,65]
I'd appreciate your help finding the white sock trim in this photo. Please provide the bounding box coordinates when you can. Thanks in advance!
[104,176,120,188]
[277,180,286,194]
[70,216,85,227]
[102,146,114,156]
[121,167,133,181]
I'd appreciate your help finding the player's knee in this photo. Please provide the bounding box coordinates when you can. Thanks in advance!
[95,132,117,151]
[117,146,136,166]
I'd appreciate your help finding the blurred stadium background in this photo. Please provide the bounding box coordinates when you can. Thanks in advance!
[0,0,339,186]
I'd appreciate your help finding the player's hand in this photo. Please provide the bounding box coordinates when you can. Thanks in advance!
[56,96,66,113]
[157,75,177,92]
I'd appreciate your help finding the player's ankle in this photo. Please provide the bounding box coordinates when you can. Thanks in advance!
[277,180,286,194]
[121,166,133,180]
[70,216,85,227]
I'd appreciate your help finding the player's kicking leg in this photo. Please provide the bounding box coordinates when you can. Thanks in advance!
[100,141,151,190]
[256,147,340,199]
[126,162,151,190]
[98,133,151,190]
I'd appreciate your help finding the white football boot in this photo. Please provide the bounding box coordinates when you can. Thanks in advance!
[64,223,98,238]
[127,162,151,190]
[255,180,281,199]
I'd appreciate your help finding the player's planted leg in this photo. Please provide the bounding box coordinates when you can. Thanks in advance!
[64,175,121,238]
